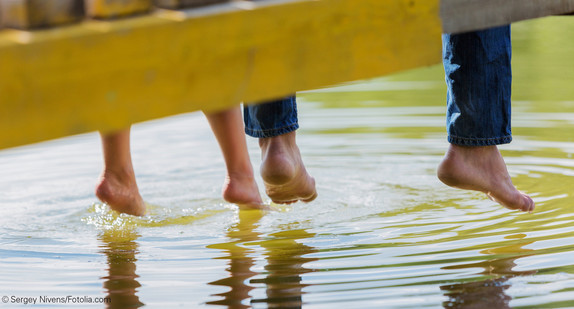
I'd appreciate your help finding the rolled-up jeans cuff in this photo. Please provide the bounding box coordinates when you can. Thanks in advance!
[245,122,299,138]
[244,95,298,138]
[448,135,512,146]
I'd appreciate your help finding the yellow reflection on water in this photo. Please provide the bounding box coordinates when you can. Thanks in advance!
[83,203,228,229]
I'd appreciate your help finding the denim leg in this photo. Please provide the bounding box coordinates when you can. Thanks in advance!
[443,26,512,146]
[244,95,299,138]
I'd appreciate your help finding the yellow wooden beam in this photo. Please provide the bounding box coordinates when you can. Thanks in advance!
[84,0,151,19]
[154,0,230,10]
[0,0,442,149]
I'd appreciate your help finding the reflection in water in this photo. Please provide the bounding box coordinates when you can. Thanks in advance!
[207,210,261,308]
[99,230,144,309]
[251,229,318,308]
[441,234,536,308]
[207,210,317,308]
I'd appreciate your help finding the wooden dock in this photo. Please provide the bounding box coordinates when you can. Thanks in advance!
[0,0,573,149]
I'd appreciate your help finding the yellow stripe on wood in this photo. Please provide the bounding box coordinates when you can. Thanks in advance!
[85,0,152,19]
[154,0,229,9]
[0,0,442,149]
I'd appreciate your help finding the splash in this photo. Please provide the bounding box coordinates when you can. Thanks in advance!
[81,202,232,231]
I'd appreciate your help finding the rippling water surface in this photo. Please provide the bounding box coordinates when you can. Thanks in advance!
[1,18,574,308]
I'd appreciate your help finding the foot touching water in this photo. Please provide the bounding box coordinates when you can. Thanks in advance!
[259,132,317,204]
[222,172,266,209]
[96,170,146,216]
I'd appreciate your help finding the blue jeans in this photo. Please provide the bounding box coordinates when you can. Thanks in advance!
[244,96,299,138]
[443,26,512,146]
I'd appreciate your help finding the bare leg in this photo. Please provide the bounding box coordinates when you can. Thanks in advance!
[438,144,534,212]
[259,131,317,204]
[95,128,146,216]
[205,108,265,209]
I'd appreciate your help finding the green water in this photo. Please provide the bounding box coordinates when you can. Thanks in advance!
[1,17,574,308]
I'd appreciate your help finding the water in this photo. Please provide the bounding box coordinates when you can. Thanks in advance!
[1,17,574,308]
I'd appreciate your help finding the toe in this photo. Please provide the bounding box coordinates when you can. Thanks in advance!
[523,195,535,213]
[272,199,297,205]
[301,192,318,203]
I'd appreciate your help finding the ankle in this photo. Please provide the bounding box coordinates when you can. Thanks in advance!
[227,170,256,182]
[450,144,497,155]
[259,131,297,150]
[100,168,136,186]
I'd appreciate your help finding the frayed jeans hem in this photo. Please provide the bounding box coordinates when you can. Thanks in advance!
[447,135,512,146]
[245,123,299,138]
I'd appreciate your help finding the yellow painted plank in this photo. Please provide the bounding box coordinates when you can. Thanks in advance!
[0,0,442,149]
[85,0,152,19]
[154,0,230,9]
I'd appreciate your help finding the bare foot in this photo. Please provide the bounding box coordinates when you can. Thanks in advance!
[222,172,266,209]
[98,129,146,216]
[259,131,317,204]
[437,144,534,212]
[95,170,146,216]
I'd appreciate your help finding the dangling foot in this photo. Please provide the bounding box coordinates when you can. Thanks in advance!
[259,131,317,204]
[222,172,267,209]
[95,170,146,216]
[437,144,534,212]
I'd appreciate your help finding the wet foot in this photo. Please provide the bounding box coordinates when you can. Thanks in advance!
[222,172,266,209]
[437,144,534,212]
[259,131,317,204]
[95,171,146,216]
